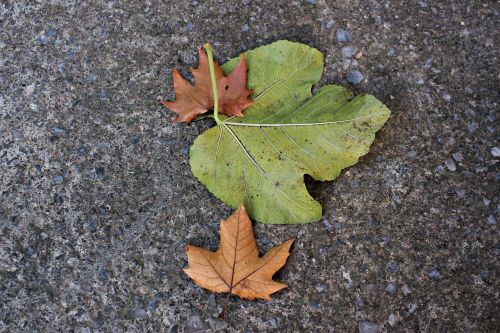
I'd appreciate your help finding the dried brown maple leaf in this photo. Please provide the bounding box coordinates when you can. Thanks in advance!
[184,203,293,317]
[162,48,254,123]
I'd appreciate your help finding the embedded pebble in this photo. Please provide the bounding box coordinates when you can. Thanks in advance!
[342,46,356,58]
[77,146,87,155]
[358,320,381,333]
[336,28,352,42]
[386,47,396,57]
[186,315,206,331]
[138,285,150,295]
[134,308,148,319]
[208,294,216,306]
[50,127,67,135]
[401,285,411,296]
[315,284,325,292]
[452,152,464,162]
[423,58,433,69]
[408,303,418,314]
[52,175,64,185]
[269,317,278,328]
[491,147,500,157]
[319,247,333,256]
[322,219,333,231]
[387,260,399,273]
[12,130,23,139]
[468,122,479,133]
[355,296,364,308]
[445,158,457,171]
[407,150,417,157]
[24,84,35,95]
[475,166,487,173]
[428,269,441,280]
[240,24,250,32]
[309,300,321,310]
[147,298,158,310]
[88,220,98,232]
[486,215,496,225]
[347,70,364,84]
[37,35,49,45]
[388,313,398,326]
[57,63,66,74]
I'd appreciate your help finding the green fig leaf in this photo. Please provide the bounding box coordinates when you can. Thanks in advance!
[189,40,390,224]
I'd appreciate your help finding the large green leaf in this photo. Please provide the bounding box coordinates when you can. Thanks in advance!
[189,40,390,224]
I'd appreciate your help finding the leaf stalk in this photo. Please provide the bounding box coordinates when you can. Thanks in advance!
[203,43,220,124]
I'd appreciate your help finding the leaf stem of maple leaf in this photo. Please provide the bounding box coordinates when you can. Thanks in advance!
[203,43,221,125]
[219,293,230,320]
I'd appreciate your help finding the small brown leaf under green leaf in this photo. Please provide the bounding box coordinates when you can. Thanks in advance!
[162,48,254,123]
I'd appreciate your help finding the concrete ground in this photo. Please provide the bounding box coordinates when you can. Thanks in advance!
[0,0,498,332]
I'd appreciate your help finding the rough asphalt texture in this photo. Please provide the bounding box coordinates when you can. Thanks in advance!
[1,1,498,332]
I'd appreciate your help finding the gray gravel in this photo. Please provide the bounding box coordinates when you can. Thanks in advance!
[1,0,498,332]
[347,70,365,84]
[335,28,352,42]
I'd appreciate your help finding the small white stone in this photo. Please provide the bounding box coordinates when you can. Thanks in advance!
[315,284,326,293]
[491,147,500,157]
[452,152,464,162]
[138,285,150,295]
[388,313,398,326]
[401,285,411,296]
[445,158,456,171]
[24,83,35,95]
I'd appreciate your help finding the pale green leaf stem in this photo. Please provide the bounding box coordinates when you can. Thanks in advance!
[203,43,220,124]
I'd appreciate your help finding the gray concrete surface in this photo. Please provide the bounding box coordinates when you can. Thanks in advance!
[1,0,498,332]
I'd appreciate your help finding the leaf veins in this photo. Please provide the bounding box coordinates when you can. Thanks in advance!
[184,203,293,303]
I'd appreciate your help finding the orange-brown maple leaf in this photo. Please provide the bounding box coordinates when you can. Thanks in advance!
[184,203,293,301]
[162,48,254,123]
